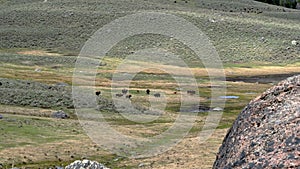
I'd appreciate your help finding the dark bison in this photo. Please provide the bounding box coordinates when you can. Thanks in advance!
[146,89,150,95]
[187,90,196,95]
[154,93,161,97]
[126,94,132,99]
[95,91,101,96]
[115,93,123,97]
[122,89,128,94]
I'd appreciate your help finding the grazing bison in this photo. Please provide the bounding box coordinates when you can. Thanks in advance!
[174,91,177,94]
[126,94,132,99]
[136,90,140,93]
[187,90,196,95]
[146,89,150,95]
[95,91,101,96]
[154,93,161,97]
[115,93,123,97]
[122,89,128,94]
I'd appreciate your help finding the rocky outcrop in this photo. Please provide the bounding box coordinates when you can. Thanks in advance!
[51,110,69,119]
[213,75,300,168]
[65,160,109,169]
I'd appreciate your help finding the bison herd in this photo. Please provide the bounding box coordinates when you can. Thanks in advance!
[95,89,197,99]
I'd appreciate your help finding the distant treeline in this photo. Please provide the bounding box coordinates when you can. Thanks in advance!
[255,0,299,9]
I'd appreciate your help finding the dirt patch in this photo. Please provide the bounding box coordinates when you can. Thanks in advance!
[17,50,61,56]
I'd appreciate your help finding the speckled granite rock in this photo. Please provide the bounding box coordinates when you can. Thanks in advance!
[65,160,109,169]
[213,75,300,169]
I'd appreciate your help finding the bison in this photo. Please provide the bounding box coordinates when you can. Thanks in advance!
[187,90,196,95]
[115,93,123,97]
[122,89,128,94]
[95,91,101,96]
[154,93,161,97]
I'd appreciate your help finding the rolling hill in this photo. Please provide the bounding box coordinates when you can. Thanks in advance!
[0,0,299,63]
[0,0,299,168]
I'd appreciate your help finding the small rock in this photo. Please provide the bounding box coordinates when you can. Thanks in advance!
[175,88,182,91]
[291,40,298,46]
[51,110,69,119]
[34,68,41,72]
[55,82,68,87]
[212,107,223,111]
[260,37,265,42]
[138,163,151,167]
[209,18,216,23]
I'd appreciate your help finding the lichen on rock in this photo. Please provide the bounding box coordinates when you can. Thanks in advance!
[213,75,300,168]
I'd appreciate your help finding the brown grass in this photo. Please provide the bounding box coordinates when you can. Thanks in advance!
[17,50,61,56]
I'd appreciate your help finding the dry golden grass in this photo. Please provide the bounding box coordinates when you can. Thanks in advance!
[0,136,110,166]
[224,63,300,77]
[1,52,299,168]
[121,129,228,169]
[0,105,54,117]
[17,50,61,56]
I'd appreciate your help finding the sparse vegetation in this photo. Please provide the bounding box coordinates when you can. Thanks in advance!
[0,0,299,168]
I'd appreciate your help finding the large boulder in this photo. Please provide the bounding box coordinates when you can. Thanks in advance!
[213,75,300,168]
[65,160,109,169]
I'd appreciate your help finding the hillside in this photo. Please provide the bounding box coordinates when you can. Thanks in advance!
[0,0,299,168]
[0,0,299,63]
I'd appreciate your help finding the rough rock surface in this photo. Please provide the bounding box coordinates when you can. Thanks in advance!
[51,110,69,119]
[213,75,300,168]
[65,160,109,169]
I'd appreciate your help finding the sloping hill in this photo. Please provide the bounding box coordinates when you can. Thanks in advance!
[0,0,299,63]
